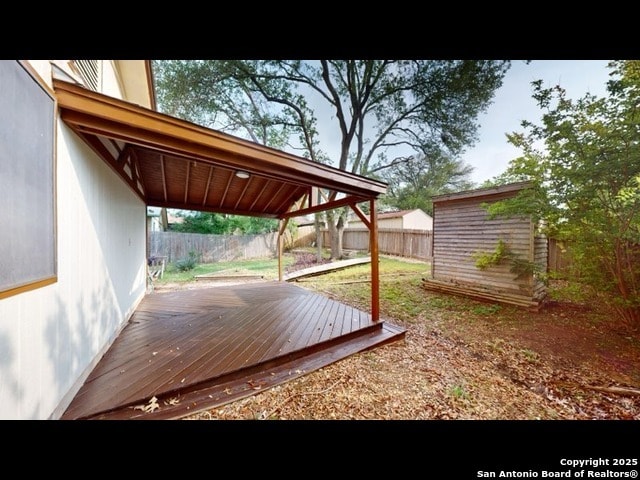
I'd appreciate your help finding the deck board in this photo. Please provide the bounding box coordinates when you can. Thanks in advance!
[61,281,405,420]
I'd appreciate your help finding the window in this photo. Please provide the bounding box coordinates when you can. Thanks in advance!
[0,61,57,298]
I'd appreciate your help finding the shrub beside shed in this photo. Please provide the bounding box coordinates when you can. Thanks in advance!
[421,182,547,310]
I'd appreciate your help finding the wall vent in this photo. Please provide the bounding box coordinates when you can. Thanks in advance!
[73,60,100,91]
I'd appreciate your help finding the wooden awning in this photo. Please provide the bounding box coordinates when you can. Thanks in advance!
[53,79,387,218]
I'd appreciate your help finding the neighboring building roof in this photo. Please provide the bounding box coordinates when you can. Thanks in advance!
[349,208,432,222]
[377,209,428,219]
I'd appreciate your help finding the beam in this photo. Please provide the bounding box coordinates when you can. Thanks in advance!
[349,203,371,229]
[202,166,214,206]
[160,155,168,202]
[147,199,279,218]
[280,195,369,219]
[79,132,144,201]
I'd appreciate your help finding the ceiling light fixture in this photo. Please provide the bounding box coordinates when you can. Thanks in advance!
[235,170,250,179]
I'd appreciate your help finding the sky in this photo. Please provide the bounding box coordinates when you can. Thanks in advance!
[460,60,613,185]
[306,60,614,188]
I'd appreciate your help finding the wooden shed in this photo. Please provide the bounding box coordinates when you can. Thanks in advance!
[422,182,547,309]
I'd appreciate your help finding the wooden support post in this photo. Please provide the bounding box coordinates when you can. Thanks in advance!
[370,199,380,322]
[277,218,289,282]
[278,220,284,282]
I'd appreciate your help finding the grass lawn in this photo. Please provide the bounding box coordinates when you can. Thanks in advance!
[156,255,296,283]
[155,252,593,325]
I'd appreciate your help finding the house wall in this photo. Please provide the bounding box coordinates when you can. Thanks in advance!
[382,217,404,229]
[403,209,433,230]
[347,217,402,229]
[0,61,147,419]
[348,209,433,230]
[349,217,403,229]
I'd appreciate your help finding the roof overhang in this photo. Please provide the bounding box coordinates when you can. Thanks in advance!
[53,79,387,219]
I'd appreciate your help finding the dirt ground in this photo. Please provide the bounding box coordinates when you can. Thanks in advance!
[164,266,640,421]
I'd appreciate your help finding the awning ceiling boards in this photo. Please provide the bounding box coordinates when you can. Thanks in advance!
[52,79,387,219]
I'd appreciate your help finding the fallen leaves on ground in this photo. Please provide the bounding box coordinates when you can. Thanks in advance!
[183,309,639,420]
[181,259,640,421]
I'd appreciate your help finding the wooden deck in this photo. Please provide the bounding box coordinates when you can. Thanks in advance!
[61,281,405,420]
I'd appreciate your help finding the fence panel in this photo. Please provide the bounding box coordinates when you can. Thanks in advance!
[298,228,433,261]
[149,231,278,263]
[153,230,572,269]
[547,238,573,277]
[376,228,432,260]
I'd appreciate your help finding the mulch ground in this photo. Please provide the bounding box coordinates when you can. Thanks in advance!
[177,277,640,421]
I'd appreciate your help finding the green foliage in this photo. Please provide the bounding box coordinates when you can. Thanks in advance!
[175,250,199,271]
[171,211,278,235]
[472,239,511,270]
[521,349,539,362]
[229,216,280,235]
[380,152,476,215]
[171,211,228,234]
[450,384,468,400]
[152,60,302,152]
[471,304,502,316]
[472,238,544,282]
[489,60,640,329]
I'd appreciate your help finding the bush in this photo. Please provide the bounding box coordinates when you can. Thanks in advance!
[175,250,198,271]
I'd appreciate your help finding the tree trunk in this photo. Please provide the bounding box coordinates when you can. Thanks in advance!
[336,212,345,258]
[160,207,169,231]
[326,209,345,260]
[314,213,323,263]
[611,240,640,332]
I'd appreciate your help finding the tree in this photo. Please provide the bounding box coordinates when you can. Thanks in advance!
[379,150,475,215]
[171,211,278,235]
[170,211,229,234]
[153,60,511,258]
[488,60,640,330]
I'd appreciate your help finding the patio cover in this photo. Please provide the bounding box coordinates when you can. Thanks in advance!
[52,79,387,219]
[52,77,387,319]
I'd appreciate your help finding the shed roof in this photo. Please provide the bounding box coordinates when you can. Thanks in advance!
[432,181,532,204]
[53,79,387,219]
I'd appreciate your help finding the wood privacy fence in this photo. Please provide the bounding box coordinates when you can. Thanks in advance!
[547,238,573,277]
[151,230,570,271]
[149,231,279,263]
[295,227,433,261]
